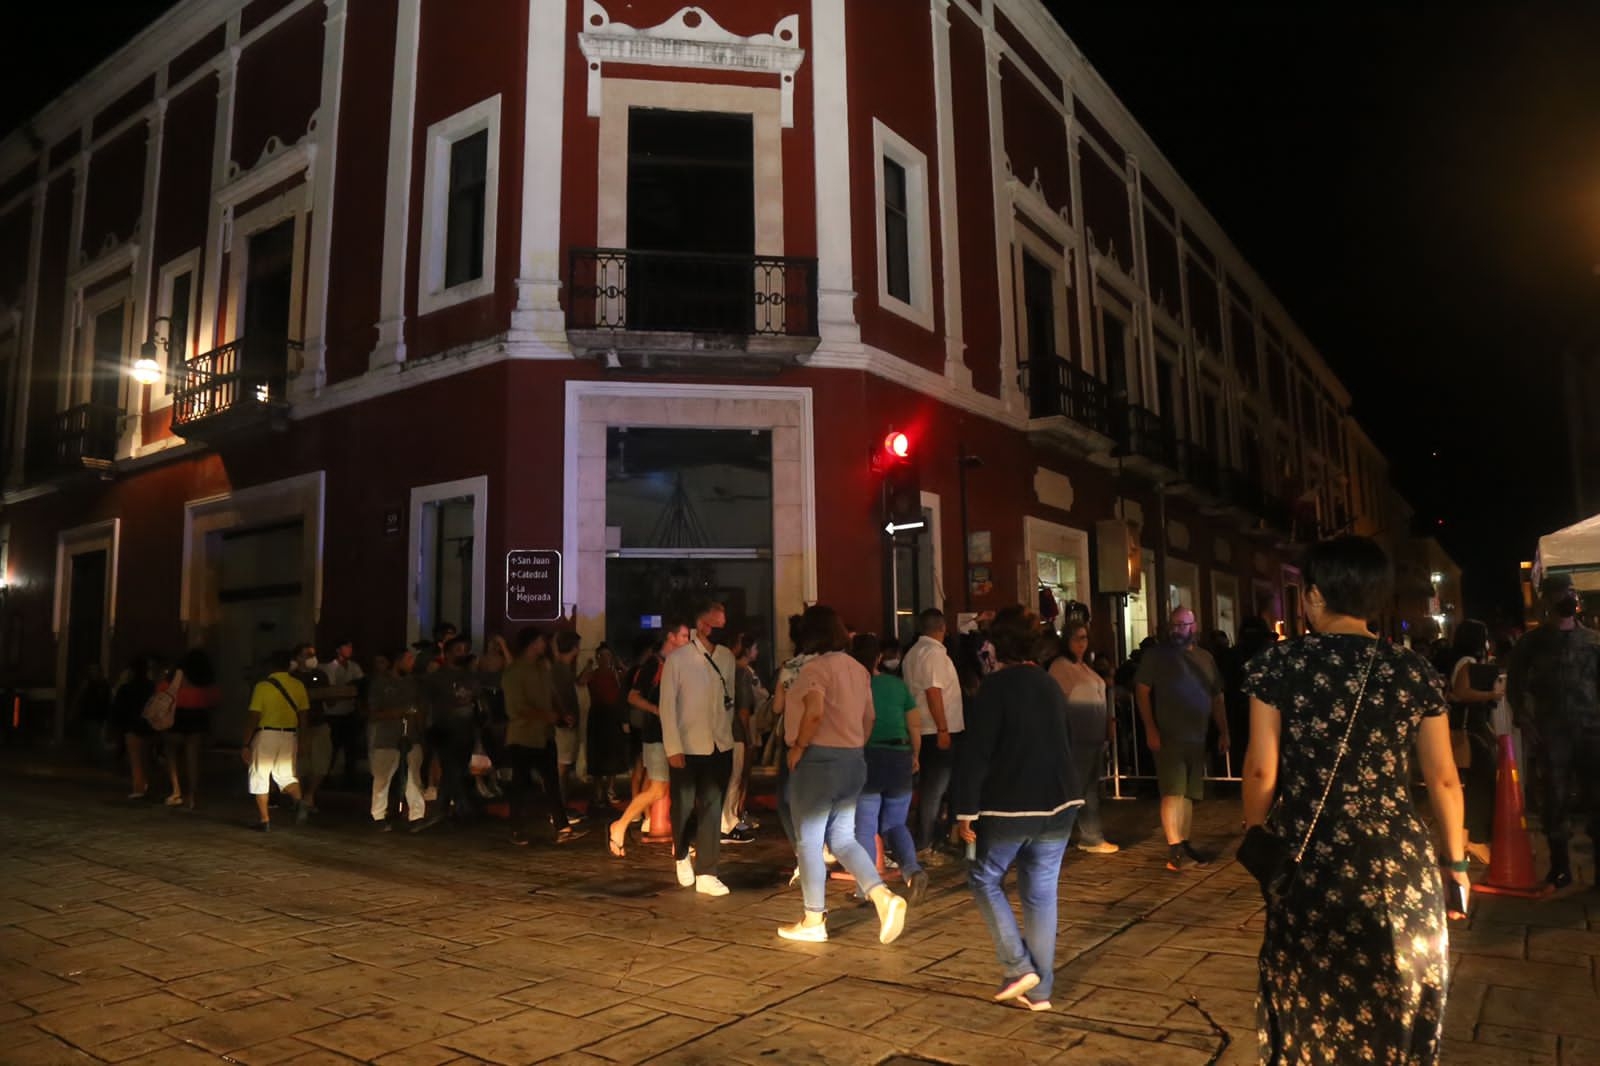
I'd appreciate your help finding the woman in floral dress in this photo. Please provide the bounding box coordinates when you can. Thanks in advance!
[1242,536,1468,1064]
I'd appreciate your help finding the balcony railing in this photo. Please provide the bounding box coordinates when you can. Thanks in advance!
[1177,440,1221,497]
[1026,354,1111,437]
[171,336,299,440]
[567,247,819,339]
[52,403,120,472]
[1112,403,1179,470]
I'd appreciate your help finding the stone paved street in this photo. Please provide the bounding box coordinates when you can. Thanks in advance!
[1,770,1597,1064]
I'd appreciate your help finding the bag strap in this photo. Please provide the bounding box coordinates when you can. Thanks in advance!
[265,676,300,720]
[1294,641,1379,863]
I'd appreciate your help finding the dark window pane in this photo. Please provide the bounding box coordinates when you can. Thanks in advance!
[883,157,911,303]
[445,129,489,288]
[166,271,192,393]
[605,428,772,550]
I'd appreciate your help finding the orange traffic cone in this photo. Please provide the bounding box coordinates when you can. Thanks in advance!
[1475,733,1554,898]
[644,791,673,842]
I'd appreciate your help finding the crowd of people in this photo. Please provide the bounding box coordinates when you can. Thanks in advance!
[85,535,1600,1061]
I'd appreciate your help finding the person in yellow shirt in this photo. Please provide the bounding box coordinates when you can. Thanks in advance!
[242,649,311,832]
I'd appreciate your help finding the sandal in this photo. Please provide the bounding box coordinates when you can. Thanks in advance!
[608,823,627,858]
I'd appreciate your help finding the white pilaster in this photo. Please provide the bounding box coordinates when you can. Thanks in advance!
[810,0,859,346]
[9,166,47,490]
[1129,156,1157,415]
[1062,97,1093,375]
[982,27,1019,414]
[371,0,422,369]
[198,21,241,355]
[509,0,570,353]
[128,78,168,450]
[57,133,91,411]
[295,0,349,398]
[929,0,967,388]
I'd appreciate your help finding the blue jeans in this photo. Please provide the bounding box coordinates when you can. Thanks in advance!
[856,747,922,876]
[968,820,1074,999]
[790,745,880,913]
[916,732,959,848]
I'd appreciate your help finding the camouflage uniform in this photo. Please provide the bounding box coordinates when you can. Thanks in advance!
[1507,616,1600,872]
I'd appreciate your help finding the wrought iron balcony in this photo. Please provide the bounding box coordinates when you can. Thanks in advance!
[565,247,820,369]
[1026,354,1112,440]
[1176,440,1221,498]
[51,403,121,475]
[1111,402,1180,473]
[171,336,299,442]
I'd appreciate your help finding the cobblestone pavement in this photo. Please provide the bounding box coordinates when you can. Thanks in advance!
[0,770,1596,1065]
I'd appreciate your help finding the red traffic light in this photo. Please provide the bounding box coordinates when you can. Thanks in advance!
[882,431,910,460]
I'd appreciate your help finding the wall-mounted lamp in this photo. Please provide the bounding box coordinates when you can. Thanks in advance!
[1429,570,1444,586]
[133,315,171,386]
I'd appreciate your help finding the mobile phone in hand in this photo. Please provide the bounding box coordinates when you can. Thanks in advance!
[1445,880,1468,919]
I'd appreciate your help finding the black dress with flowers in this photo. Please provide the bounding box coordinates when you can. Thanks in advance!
[1243,633,1450,1065]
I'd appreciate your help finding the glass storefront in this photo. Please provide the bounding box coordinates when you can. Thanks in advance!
[603,427,774,676]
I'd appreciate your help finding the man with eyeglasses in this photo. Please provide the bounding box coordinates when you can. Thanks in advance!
[1135,606,1229,871]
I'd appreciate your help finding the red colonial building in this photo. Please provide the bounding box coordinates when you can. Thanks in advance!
[0,0,1394,741]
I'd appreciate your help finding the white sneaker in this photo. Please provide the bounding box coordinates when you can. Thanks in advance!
[675,857,695,887]
[877,894,908,944]
[695,874,730,897]
[777,919,827,942]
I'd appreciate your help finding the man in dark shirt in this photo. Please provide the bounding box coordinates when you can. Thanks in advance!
[416,646,496,829]
[1507,573,1600,888]
[1135,607,1229,871]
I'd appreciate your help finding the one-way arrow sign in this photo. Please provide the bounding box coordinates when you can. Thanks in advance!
[884,520,927,535]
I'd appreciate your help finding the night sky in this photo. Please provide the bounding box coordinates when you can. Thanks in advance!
[9,3,1599,625]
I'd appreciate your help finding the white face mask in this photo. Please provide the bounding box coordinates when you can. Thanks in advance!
[302,656,319,670]
[882,658,901,671]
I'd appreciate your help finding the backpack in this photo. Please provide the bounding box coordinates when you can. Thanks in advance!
[141,671,183,731]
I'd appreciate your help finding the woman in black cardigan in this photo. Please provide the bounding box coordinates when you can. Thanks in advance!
[954,606,1082,1012]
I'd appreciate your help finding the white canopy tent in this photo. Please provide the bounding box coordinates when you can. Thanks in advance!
[1537,512,1600,591]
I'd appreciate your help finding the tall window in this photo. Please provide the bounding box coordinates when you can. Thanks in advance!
[883,157,911,304]
[418,95,501,315]
[444,130,488,289]
[1022,253,1059,419]
[872,119,933,328]
[164,270,193,393]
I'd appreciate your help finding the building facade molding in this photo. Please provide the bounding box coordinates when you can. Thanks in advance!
[578,2,806,126]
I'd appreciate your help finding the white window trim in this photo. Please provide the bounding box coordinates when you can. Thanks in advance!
[417,95,501,317]
[872,118,935,331]
[407,475,489,645]
[1013,227,1070,369]
[1094,292,1139,402]
[225,184,310,348]
[53,518,120,638]
[152,249,201,409]
[75,281,134,412]
[919,489,945,612]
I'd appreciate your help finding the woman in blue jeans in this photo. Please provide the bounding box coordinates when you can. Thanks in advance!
[779,606,909,945]
[849,633,929,903]
[955,605,1083,1011]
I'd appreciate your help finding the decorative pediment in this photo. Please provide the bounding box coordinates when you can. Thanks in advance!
[579,2,806,126]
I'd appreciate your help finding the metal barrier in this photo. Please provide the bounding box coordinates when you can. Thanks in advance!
[1103,688,1241,797]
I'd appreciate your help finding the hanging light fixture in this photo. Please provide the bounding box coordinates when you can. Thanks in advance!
[133,316,171,386]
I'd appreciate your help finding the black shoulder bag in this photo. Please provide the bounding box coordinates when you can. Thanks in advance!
[1236,642,1377,901]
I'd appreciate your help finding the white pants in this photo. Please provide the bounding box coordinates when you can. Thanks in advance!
[721,740,746,833]
[370,746,425,822]
[249,731,298,795]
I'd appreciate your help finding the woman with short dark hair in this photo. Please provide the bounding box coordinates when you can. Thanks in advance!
[778,605,909,944]
[955,605,1083,1011]
[1242,535,1464,1063]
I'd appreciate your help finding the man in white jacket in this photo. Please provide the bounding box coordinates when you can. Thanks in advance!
[659,600,737,896]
